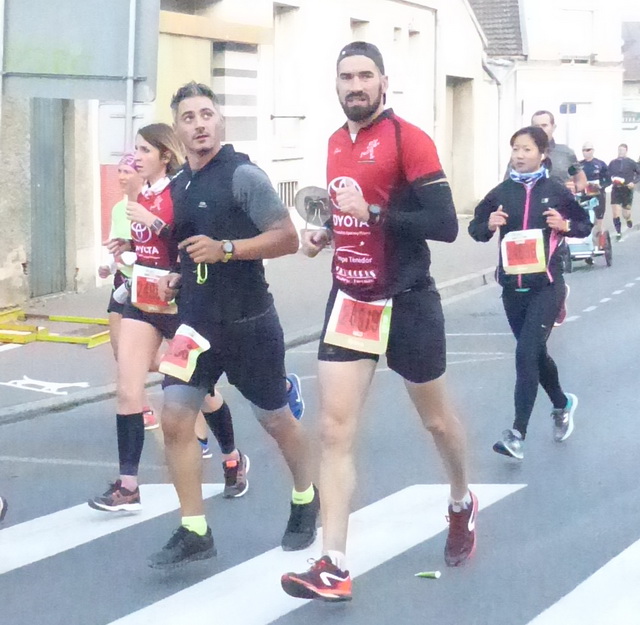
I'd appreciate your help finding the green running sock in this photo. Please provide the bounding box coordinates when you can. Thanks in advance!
[292,484,315,505]
[181,515,208,536]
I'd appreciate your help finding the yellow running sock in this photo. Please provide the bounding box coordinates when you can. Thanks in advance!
[181,515,208,536]
[292,484,315,505]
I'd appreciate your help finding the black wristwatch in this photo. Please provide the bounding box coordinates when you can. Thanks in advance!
[221,240,235,263]
[367,204,382,226]
[150,218,166,235]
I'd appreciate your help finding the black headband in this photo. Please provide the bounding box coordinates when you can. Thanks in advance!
[336,41,385,74]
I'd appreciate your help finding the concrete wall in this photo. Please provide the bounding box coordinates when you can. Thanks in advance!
[0,97,31,308]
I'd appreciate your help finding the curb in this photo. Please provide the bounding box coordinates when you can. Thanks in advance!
[0,266,496,425]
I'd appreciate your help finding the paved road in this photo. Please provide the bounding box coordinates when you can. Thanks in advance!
[1,229,639,624]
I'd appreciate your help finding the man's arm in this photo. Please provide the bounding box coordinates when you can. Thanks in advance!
[231,164,298,260]
[384,176,458,242]
[385,124,458,242]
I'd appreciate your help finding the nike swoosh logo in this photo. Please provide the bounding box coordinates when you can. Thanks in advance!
[319,571,349,586]
[468,499,477,532]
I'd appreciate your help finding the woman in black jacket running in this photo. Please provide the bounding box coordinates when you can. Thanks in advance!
[469,126,591,459]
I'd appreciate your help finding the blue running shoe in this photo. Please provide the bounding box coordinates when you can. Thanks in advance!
[286,374,305,420]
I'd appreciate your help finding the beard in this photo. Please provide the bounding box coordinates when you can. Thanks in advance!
[341,89,383,122]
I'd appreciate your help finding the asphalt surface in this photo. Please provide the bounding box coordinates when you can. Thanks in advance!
[1,225,639,625]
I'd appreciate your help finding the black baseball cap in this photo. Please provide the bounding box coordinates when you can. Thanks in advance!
[336,41,385,74]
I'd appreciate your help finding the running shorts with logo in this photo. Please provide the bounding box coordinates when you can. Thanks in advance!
[318,282,446,384]
[122,300,179,340]
[162,304,288,411]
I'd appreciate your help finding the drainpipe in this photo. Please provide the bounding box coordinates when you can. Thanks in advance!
[0,0,6,135]
[482,58,503,180]
[124,0,137,150]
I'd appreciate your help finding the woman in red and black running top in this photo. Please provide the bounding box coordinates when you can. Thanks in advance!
[97,153,160,429]
[469,126,591,460]
[89,124,246,512]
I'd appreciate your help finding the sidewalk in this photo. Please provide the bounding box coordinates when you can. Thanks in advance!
[0,216,497,424]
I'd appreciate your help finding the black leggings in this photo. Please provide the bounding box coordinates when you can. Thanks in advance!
[502,282,568,438]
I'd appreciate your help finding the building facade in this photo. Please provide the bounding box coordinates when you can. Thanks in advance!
[470,0,625,172]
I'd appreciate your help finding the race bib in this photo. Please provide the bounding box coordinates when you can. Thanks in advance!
[324,290,392,355]
[501,229,547,275]
[585,181,601,197]
[131,264,177,314]
[159,324,210,382]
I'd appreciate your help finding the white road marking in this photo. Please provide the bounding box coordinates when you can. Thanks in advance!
[108,483,526,625]
[565,316,580,323]
[0,376,90,395]
[613,290,624,295]
[583,306,597,312]
[0,484,222,575]
[0,344,22,353]
[0,455,165,470]
[527,537,640,624]
[599,298,611,303]
[625,283,635,288]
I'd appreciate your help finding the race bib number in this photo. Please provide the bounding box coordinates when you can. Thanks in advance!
[131,264,177,314]
[501,229,547,275]
[324,290,392,355]
[159,324,210,382]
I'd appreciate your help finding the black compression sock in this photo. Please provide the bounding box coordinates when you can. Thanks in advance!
[203,402,235,455]
[116,413,145,476]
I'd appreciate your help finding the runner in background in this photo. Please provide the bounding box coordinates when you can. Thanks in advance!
[469,125,591,460]
[98,154,159,429]
[578,141,610,241]
[608,143,640,241]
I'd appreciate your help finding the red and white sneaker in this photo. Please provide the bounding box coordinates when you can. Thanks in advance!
[143,407,159,431]
[281,556,352,602]
[444,491,478,566]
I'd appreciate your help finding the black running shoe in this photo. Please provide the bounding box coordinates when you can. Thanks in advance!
[281,486,320,551]
[148,526,216,569]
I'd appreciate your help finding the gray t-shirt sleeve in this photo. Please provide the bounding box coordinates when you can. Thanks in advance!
[232,163,289,232]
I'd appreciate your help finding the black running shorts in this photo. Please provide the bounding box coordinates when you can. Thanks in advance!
[611,185,633,208]
[121,301,179,340]
[162,305,288,411]
[318,283,447,384]
[107,271,128,315]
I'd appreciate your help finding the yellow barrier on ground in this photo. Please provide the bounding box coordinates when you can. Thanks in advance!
[0,310,110,349]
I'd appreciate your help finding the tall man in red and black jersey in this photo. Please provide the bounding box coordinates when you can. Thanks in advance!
[281,42,476,603]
